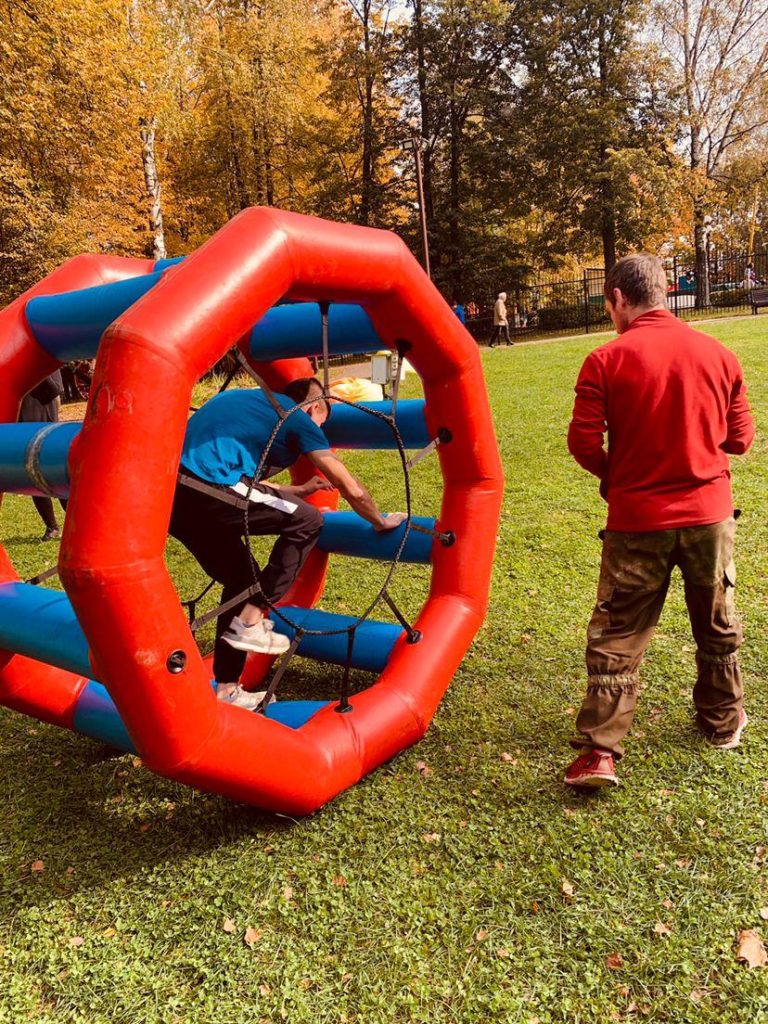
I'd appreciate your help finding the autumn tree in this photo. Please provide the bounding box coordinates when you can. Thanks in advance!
[654,0,768,305]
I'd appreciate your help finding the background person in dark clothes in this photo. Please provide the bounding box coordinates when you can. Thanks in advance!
[19,371,68,541]
[564,254,755,788]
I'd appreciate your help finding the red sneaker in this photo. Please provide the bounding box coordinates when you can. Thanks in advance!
[708,708,748,750]
[564,749,618,788]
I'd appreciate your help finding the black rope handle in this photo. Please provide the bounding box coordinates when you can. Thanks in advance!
[241,388,414,638]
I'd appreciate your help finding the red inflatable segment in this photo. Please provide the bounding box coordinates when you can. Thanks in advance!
[0,209,502,814]
[57,209,502,812]
[0,255,154,733]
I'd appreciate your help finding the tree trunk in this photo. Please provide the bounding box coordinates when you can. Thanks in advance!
[597,18,616,271]
[600,153,617,271]
[693,205,711,309]
[359,4,375,227]
[448,93,461,300]
[690,127,710,308]
[140,117,166,260]
[217,3,250,211]
[411,0,434,225]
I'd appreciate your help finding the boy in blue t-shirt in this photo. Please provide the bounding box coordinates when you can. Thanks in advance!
[170,376,406,709]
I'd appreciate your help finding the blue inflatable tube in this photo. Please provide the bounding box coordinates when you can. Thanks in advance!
[324,400,430,449]
[0,582,91,677]
[271,606,403,672]
[248,303,381,361]
[25,272,164,361]
[0,422,80,497]
[0,398,430,495]
[318,511,434,563]
[72,682,137,752]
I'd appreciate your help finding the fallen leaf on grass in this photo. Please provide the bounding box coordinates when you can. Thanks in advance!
[653,921,671,936]
[496,948,511,958]
[244,927,261,948]
[139,823,151,834]
[605,952,624,971]
[332,875,347,887]
[661,898,673,910]
[415,760,431,776]
[259,983,271,996]
[101,928,117,939]
[30,860,44,873]
[561,878,574,901]
[499,751,516,763]
[759,908,768,921]
[475,928,488,941]
[752,846,766,868]
[131,757,142,769]
[690,989,702,1004]
[736,929,767,968]
[222,918,236,934]
[68,936,84,947]
[282,885,294,901]
[422,833,441,844]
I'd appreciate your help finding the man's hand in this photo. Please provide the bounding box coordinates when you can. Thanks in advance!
[298,475,335,498]
[375,512,408,532]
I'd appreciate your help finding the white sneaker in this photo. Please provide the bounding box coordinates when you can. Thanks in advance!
[216,684,276,711]
[221,616,290,655]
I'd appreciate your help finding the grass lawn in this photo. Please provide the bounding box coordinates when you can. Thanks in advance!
[2,316,768,1023]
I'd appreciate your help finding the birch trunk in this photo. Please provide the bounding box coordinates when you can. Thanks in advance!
[140,116,166,260]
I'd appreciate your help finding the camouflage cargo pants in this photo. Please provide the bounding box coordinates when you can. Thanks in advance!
[572,517,743,757]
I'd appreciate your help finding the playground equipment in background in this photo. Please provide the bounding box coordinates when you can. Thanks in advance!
[0,208,503,815]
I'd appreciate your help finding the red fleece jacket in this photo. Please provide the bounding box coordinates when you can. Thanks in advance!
[568,309,755,531]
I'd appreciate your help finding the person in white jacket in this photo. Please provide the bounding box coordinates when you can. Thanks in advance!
[489,292,513,347]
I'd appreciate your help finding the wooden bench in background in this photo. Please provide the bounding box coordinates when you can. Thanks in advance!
[751,287,768,314]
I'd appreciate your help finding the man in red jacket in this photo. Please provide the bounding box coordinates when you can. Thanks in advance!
[565,254,755,787]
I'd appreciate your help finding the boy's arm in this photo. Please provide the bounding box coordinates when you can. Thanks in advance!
[308,450,406,531]
[567,353,608,480]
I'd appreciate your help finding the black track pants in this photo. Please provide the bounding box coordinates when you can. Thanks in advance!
[170,478,323,684]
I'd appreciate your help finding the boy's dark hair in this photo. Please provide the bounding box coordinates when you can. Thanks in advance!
[282,377,330,417]
[603,254,668,308]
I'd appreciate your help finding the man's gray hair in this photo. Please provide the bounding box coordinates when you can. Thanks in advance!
[603,254,668,308]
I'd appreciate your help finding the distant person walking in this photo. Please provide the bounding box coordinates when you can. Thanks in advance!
[452,301,466,324]
[564,254,755,788]
[19,371,68,541]
[489,292,512,347]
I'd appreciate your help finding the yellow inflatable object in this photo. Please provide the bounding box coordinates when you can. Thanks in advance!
[329,377,384,402]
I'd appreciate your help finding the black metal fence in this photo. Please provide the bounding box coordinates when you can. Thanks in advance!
[465,249,768,344]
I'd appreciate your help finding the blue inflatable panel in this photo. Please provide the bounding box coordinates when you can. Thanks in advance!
[25,271,163,360]
[319,511,434,563]
[72,681,137,752]
[265,700,330,729]
[270,606,402,672]
[249,303,381,361]
[0,422,81,497]
[323,399,430,450]
[153,256,185,272]
[0,583,91,678]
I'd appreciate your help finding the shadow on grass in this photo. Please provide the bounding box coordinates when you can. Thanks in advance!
[0,661,379,907]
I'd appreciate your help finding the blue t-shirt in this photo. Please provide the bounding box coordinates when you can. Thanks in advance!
[180,389,330,485]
